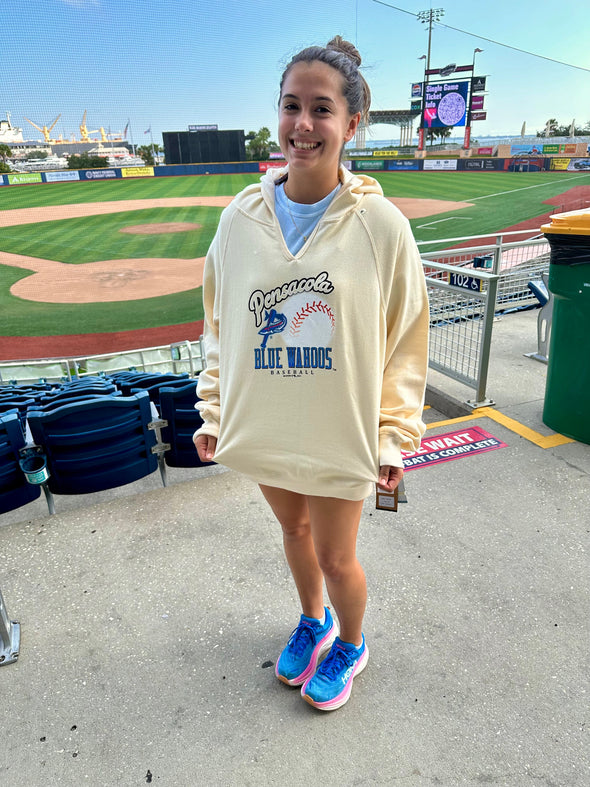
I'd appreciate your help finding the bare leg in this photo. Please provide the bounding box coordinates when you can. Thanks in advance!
[259,485,325,620]
[307,496,366,647]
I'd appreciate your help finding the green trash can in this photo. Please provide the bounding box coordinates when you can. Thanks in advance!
[541,209,590,444]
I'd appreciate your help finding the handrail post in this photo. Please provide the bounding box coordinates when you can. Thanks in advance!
[0,589,20,666]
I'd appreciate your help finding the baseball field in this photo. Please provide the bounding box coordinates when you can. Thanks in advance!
[1,169,589,360]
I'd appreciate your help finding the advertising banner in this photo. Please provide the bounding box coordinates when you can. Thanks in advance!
[121,167,154,178]
[423,159,458,171]
[477,147,494,155]
[401,426,507,471]
[44,170,80,183]
[550,158,590,171]
[354,160,385,170]
[423,80,469,128]
[387,159,421,171]
[258,162,285,171]
[470,95,485,111]
[410,100,422,112]
[471,76,486,92]
[411,82,423,98]
[471,111,487,121]
[543,144,580,155]
[550,158,571,170]
[505,157,544,172]
[7,172,43,185]
[461,159,498,170]
[81,169,119,180]
[374,150,399,157]
[510,144,543,155]
[0,175,5,186]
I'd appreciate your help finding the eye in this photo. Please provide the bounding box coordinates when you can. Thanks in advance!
[315,106,331,114]
[282,102,298,112]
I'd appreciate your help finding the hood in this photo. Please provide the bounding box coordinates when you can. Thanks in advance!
[238,165,384,225]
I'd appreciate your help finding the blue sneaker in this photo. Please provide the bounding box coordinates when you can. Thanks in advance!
[275,607,337,686]
[301,634,368,710]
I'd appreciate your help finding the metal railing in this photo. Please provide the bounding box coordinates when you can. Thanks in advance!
[423,260,499,407]
[419,230,551,313]
[0,339,205,385]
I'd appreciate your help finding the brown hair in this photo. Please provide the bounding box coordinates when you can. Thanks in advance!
[279,35,371,123]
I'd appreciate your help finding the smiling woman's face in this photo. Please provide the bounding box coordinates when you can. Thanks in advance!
[278,60,359,198]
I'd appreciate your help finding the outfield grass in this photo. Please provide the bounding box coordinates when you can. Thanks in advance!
[0,169,588,337]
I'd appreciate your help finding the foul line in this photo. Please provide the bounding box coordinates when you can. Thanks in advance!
[417,217,473,229]
[426,406,575,449]
[466,174,590,203]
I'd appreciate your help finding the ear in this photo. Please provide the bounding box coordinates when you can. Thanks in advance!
[344,112,361,143]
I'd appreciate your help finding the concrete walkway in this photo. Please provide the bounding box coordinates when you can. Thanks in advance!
[1,309,588,787]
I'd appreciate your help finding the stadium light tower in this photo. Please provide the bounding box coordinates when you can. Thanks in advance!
[417,8,444,80]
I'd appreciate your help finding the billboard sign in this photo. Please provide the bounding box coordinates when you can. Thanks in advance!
[411,82,423,98]
[387,160,421,171]
[44,170,80,182]
[470,95,485,110]
[7,172,42,185]
[471,111,487,121]
[423,159,458,170]
[423,81,469,128]
[471,76,486,92]
[188,124,218,131]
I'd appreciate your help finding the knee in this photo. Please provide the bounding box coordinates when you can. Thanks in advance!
[280,514,311,542]
[316,549,355,583]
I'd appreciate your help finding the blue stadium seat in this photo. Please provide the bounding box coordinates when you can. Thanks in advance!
[0,413,41,515]
[117,373,189,397]
[26,391,160,496]
[159,382,214,468]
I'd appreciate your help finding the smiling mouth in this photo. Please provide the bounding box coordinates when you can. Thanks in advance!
[291,140,321,150]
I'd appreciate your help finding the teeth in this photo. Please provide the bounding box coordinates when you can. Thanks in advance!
[293,140,319,150]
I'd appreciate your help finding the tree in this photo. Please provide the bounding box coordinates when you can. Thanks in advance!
[26,150,49,160]
[0,144,13,172]
[420,126,453,146]
[535,118,590,137]
[67,153,109,169]
[246,127,276,161]
[136,144,162,165]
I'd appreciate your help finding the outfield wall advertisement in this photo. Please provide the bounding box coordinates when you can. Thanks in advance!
[1,155,588,186]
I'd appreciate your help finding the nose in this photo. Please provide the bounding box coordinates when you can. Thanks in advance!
[295,109,313,133]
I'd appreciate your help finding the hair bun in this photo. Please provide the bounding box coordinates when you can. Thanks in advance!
[326,35,362,67]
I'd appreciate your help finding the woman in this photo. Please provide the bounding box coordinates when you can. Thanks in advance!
[194,36,429,710]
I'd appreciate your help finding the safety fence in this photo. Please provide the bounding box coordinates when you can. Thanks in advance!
[419,230,550,405]
[0,339,204,386]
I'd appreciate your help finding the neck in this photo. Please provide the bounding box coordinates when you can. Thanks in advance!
[283,169,341,204]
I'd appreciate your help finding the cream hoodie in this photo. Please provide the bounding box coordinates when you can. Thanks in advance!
[195,166,429,500]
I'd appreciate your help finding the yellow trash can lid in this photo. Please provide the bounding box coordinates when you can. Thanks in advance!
[542,208,590,235]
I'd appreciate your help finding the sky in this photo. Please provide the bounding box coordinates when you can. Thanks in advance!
[3,0,589,148]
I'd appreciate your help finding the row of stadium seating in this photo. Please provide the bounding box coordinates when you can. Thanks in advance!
[0,372,212,517]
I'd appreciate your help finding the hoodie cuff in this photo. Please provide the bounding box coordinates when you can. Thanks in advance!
[378,431,404,469]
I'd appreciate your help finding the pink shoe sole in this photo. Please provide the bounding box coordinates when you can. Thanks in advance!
[301,644,369,710]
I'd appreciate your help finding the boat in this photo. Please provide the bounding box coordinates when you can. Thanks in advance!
[0,113,24,144]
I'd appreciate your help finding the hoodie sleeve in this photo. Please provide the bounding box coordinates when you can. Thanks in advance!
[378,216,429,469]
[194,225,223,439]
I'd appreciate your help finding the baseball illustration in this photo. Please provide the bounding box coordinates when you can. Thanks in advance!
[279,292,336,347]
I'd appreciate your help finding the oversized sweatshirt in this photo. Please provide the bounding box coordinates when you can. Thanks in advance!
[195,165,429,500]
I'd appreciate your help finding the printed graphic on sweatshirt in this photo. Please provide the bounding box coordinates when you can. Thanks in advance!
[248,271,336,375]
